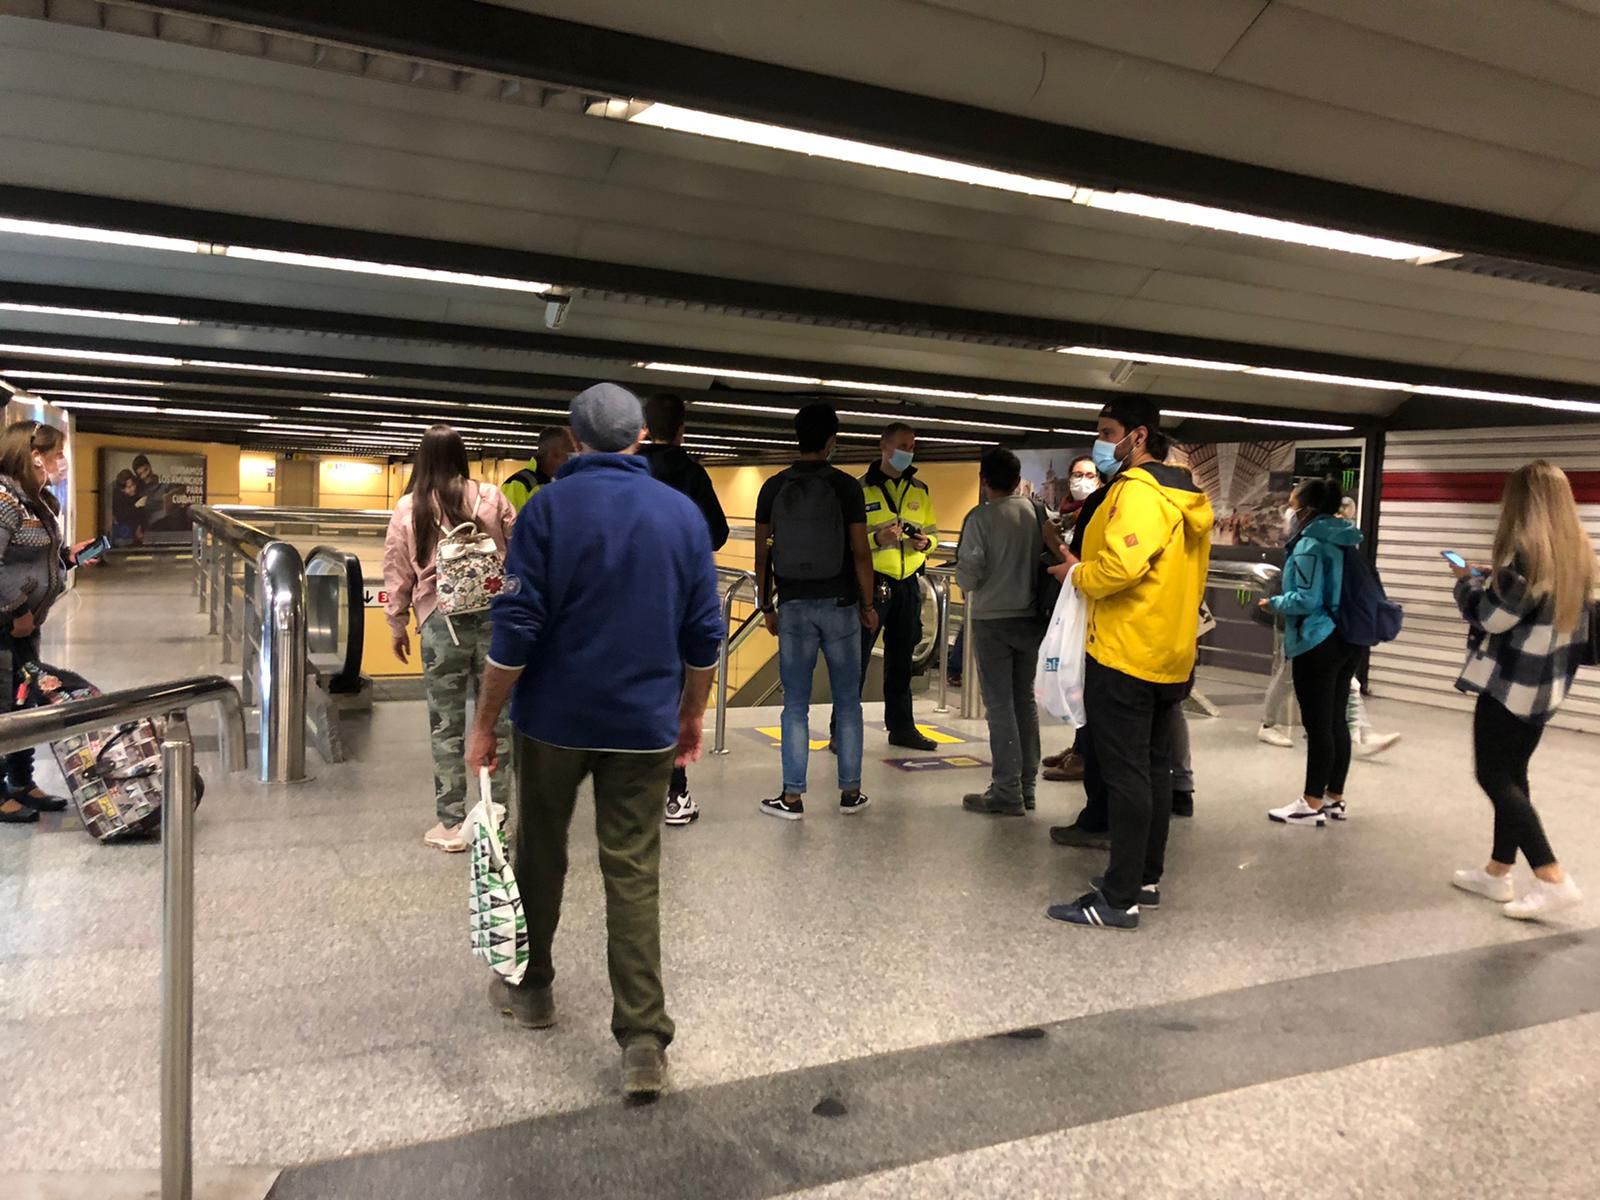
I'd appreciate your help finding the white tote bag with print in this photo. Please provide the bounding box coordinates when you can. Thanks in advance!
[1034,580,1088,728]
[467,768,529,985]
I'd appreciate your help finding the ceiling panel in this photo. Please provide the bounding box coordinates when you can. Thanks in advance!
[1216,6,1600,169]
[1282,0,1600,102]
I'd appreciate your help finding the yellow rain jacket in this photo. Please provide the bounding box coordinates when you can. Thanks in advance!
[1074,463,1215,685]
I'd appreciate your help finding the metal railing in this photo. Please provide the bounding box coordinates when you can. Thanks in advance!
[712,567,760,754]
[0,675,248,1200]
[190,506,373,781]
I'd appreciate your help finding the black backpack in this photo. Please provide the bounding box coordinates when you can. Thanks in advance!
[771,470,846,582]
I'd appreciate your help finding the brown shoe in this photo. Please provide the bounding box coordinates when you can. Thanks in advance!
[1043,753,1085,783]
[1041,747,1071,769]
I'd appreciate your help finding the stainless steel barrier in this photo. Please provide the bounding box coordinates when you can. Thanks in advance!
[0,675,248,1200]
[712,567,760,755]
[258,542,308,783]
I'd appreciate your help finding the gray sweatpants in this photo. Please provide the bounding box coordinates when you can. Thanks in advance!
[973,616,1046,807]
[1169,704,1193,793]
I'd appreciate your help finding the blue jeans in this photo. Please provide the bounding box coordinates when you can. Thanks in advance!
[779,599,863,795]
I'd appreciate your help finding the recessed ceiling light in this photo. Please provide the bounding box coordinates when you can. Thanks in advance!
[325,392,564,416]
[183,359,369,379]
[54,399,160,413]
[0,371,161,386]
[0,302,184,326]
[1245,367,1411,391]
[1163,409,1356,432]
[165,407,273,420]
[1056,346,1253,373]
[1409,385,1600,415]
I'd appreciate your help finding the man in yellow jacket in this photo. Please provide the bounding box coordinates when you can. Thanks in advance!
[1047,397,1213,932]
[501,426,576,514]
[837,421,940,750]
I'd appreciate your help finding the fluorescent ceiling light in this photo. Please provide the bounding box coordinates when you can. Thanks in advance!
[1163,409,1355,432]
[0,217,204,254]
[266,422,350,433]
[165,407,272,420]
[1409,385,1600,415]
[0,343,183,367]
[836,409,1049,433]
[1245,367,1411,391]
[55,399,160,413]
[326,392,564,416]
[0,302,184,326]
[183,359,369,379]
[1073,191,1457,263]
[630,103,1080,201]
[219,246,553,295]
[0,371,161,386]
[36,389,170,403]
[638,362,1095,413]
[1057,346,1252,373]
[692,399,801,417]
[622,107,1456,264]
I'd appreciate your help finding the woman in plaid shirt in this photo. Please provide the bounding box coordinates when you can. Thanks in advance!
[1450,462,1595,920]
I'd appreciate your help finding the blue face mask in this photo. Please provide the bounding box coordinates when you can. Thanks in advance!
[888,448,915,473]
[1091,436,1126,480]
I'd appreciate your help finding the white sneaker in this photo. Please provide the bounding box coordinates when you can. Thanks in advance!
[1451,867,1514,903]
[1353,732,1402,759]
[423,822,467,852]
[664,792,700,826]
[1504,876,1583,921]
[1257,725,1294,748]
[1267,798,1326,828]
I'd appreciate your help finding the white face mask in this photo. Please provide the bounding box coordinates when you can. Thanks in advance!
[1283,507,1298,533]
[1069,476,1098,502]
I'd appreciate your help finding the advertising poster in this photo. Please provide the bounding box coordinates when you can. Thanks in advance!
[1170,440,1297,547]
[1015,446,1094,513]
[101,449,206,547]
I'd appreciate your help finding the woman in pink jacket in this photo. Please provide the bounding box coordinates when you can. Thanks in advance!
[384,425,516,852]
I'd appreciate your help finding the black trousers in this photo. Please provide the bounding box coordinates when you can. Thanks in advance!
[1291,633,1361,799]
[1072,722,1108,832]
[1084,657,1186,910]
[1474,694,1556,870]
[835,574,923,735]
[0,630,40,792]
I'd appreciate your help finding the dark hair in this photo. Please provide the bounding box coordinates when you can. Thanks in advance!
[0,420,64,505]
[131,454,152,471]
[406,424,474,565]
[115,468,137,490]
[881,421,913,443]
[645,393,687,443]
[1068,454,1100,480]
[1099,397,1168,462]
[980,447,1022,494]
[795,403,839,454]
[1293,477,1343,518]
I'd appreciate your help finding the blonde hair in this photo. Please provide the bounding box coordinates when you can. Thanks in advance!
[1492,461,1596,634]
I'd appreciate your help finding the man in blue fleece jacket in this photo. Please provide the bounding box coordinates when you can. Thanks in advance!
[466,382,723,1102]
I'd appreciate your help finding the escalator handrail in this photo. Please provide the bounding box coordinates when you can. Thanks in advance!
[305,544,365,694]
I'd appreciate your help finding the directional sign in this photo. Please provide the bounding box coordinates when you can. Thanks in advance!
[363,587,390,608]
[885,755,989,772]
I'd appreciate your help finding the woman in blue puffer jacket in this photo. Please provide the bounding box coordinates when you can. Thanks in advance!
[1260,478,1363,829]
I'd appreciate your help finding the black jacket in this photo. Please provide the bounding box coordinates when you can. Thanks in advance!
[640,445,730,551]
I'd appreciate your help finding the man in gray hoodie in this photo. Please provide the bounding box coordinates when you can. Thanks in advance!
[957,447,1062,816]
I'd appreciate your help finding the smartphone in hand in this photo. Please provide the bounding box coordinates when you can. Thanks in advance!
[1441,550,1467,570]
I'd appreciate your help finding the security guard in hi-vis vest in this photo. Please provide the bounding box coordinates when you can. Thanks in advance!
[833,421,940,751]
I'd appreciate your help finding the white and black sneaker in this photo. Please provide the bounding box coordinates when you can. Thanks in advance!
[1267,798,1327,828]
[1322,798,1348,822]
[839,790,870,815]
[760,795,804,821]
[664,792,700,826]
[1090,875,1160,909]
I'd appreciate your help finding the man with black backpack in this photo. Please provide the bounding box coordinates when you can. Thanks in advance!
[754,403,879,820]
[501,426,577,514]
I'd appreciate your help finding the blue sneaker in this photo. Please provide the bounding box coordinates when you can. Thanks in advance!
[1046,890,1140,931]
[1091,875,1160,909]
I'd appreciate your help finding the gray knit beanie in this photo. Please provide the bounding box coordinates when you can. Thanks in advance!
[570,383,645,453]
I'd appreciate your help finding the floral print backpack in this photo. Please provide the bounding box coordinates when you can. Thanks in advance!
[435,484,507,641]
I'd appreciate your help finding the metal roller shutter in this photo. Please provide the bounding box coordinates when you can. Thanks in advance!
[1374,426,1600,734]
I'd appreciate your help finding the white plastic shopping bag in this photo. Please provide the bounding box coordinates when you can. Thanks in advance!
[1034,580,1088,728]
[467,767,529,985]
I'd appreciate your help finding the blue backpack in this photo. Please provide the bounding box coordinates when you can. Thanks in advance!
[1335,546,1402,647]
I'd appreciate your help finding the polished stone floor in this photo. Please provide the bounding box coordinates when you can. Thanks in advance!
[3,568,1598,1198]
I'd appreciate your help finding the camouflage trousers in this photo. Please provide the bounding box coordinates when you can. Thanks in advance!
[420,610,512,825]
